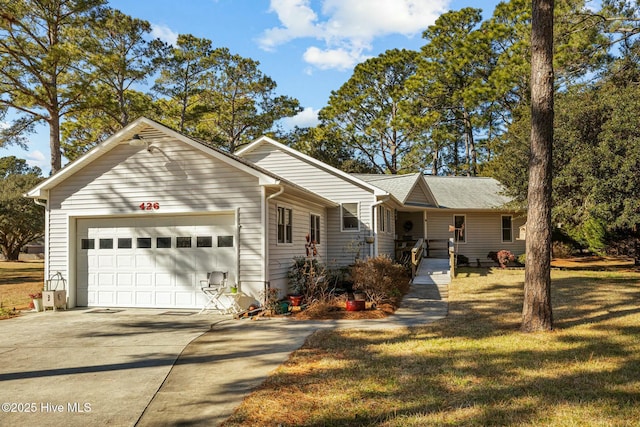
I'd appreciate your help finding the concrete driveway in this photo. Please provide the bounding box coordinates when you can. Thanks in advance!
[0,308,214,427]
[0,275,449,426]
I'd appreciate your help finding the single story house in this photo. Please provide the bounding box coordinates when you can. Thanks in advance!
[26,118,525,310]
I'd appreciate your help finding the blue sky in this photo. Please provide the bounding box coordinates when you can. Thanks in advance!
[3,0,502,174]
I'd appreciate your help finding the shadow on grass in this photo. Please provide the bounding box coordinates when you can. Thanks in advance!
[223,269,640,426]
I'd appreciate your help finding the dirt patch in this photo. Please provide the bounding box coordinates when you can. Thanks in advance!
[290,300,397,320]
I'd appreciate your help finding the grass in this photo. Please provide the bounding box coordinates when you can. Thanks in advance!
[222,267,640,427]
[0,261,44,315]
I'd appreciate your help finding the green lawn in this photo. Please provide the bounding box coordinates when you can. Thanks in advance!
[223,267,640,426]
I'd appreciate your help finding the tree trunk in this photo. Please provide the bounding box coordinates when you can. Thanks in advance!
[463,109,476,176]
[49,111,62,174]
[522,0,554,332]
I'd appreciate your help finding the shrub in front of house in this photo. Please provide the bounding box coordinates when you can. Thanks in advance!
[488,250,516,268]
[287,256,335,305]
[350,255,410,305]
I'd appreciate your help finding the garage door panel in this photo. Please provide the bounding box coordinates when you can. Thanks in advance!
[98,273,114,286]
[155,254,175,270]
[77,214,236,309]
[97,291,114,305]
[86,254,97,268]
[176,273,196,288]
[98,255,115,268]
[116,292,133,305]
[135,273,153,287]
[87,291,96,305]
[176,255,197,271]
[135,292,153,306]
[155,292,172,306]
[136,255,155,268]
[116,255,134,268]
[175,292,195,306]
[116,273,133,286]
[155,273,173,287]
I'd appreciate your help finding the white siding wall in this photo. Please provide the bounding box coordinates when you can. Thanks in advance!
[243,145,376,267]
[266,193,327,296]
[47,141,265,305]
[425,210,526,262]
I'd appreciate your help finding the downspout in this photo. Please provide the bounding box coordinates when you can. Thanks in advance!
[370,196,390,258]
[33,199,47,208]
[264,184,284,295]
[235,207,241,291]
[32,198,49,282]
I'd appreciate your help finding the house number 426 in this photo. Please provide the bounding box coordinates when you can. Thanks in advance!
[139,202,160,210]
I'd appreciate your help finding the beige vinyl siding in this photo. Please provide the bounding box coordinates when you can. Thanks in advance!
[406,182,435,206]
[425,210,526,262]
[47,141,265,305]
[244,145,375,267]
[267,193,327,295]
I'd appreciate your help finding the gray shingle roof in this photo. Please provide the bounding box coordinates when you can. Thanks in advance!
[354,173,512,210]
[352,173,423,204]
[423,176,512,209]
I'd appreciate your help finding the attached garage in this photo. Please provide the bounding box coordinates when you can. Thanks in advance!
[76,214,237,309]
[26,118,336,310]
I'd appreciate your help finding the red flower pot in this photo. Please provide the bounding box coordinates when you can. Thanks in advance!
[288,295,303,306]
[346,300,365,311]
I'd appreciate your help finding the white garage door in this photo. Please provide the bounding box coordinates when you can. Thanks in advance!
[76,215,236,308]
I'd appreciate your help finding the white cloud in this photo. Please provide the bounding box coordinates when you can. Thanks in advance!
[303,46,369,71]
[260,0,450,70]
[25,150,47,171]
[151,24,179,46]
[261,0,322,50]
[281,107,320,129]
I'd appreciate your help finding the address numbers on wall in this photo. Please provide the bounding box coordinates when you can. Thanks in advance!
[139,202,160,211]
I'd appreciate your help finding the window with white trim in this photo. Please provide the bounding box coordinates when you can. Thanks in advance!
[378,206,386,232]
[341,203,359,231]
[502,215,513,242]
[454,215,466,243]
[377,206,392,233]
[310,214,321,244]
[277,206,293,243]
[386,209,392,233]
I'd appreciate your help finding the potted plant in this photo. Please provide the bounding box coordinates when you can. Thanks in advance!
[29,292,43,312]
[287,257,307,306]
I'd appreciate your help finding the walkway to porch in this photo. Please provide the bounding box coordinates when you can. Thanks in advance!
[386,258,450,324]
[413,258,451,286]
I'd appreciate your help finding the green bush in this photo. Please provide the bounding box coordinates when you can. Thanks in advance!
[350,255,410,305]
[517,253,526,265]
[582,217,607,255]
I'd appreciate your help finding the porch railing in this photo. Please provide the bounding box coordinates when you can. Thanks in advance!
[410,238,425,278]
